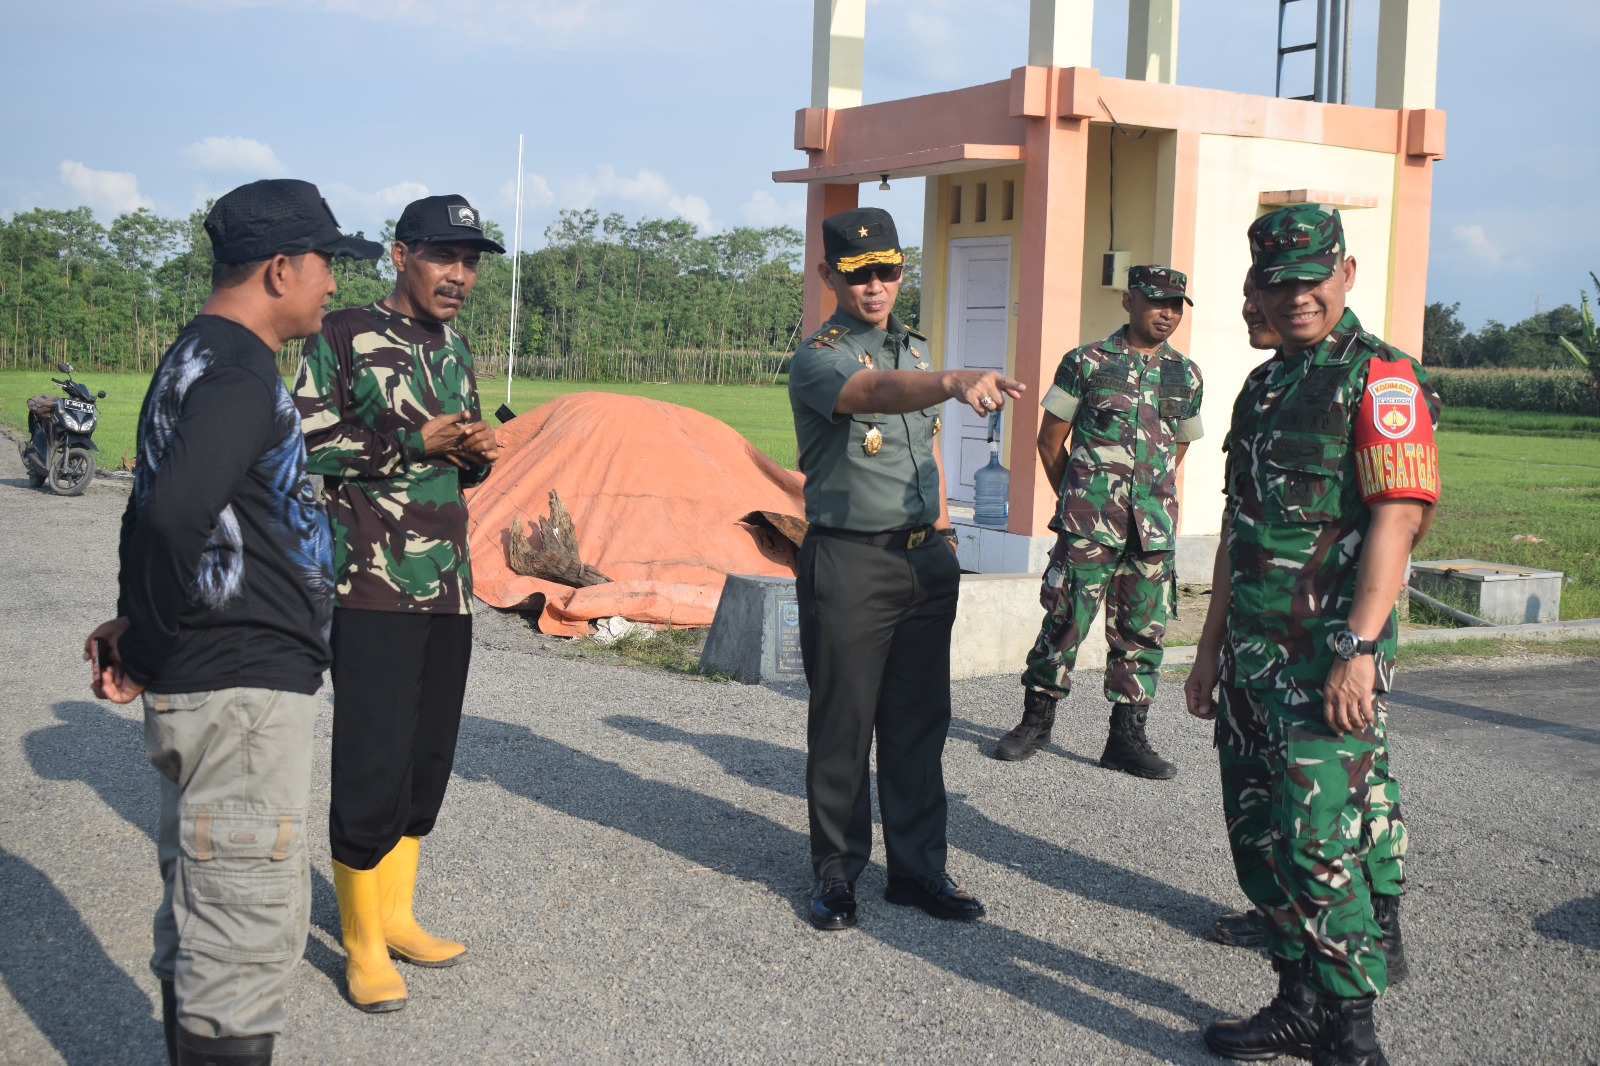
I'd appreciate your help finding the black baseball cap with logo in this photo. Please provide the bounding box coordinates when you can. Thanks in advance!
[204,179,383,265]
[821,207,902,273]
[394,195,506,254]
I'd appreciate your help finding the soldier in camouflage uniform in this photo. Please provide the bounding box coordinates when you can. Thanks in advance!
[1211,271,1410,963]
[294,194,504,1013]
[1185,207,1441,1066]
[996,266,1203,780]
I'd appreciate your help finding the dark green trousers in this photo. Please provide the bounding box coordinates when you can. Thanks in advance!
[797,531,960,883]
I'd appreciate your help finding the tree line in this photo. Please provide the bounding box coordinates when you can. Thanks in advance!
[0,203,925,385]
[1423,297,1592,369]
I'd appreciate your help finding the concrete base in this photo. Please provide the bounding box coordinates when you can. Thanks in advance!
[700,569,1108,688]
[698,575,806,687]
[1411,559,1564,625]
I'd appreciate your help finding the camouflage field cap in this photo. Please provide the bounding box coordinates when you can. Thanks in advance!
[822,207,903,273]
[1248,205,1345,287]
[1127,265,1193,305]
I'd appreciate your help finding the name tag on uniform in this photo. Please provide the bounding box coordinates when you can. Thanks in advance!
[1088,370,1136,396]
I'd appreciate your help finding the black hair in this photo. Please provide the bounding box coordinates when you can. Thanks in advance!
[210,256,271,289]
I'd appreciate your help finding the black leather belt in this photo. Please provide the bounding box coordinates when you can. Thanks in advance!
[809,524,936,550]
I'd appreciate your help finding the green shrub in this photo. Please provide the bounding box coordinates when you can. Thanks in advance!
[1429,368,1596,415]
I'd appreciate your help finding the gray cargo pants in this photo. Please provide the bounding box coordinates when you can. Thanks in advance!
[144,688,315,1039]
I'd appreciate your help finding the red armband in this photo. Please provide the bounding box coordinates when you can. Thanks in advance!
[1353,358,1440,505]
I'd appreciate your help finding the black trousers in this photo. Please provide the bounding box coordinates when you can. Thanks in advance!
[329,608,472,870]
[797,531,960,883]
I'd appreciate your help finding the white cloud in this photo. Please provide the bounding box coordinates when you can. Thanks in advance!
[739,189,804,228]
[372,181,429,206]
[58,160,151,214]
[500,173,555,207]
[1452,223,1526,272]
[181,136,287,176]
[565,165,719,231]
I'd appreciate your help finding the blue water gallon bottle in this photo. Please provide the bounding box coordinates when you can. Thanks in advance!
[973,442,1010,528]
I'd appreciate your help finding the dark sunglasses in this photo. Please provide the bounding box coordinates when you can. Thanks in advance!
[838,263,903,285]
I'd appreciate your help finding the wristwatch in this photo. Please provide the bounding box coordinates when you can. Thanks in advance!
[1332,630,1378,660]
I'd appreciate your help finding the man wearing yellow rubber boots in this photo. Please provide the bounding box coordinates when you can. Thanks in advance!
[295,194,503,1011]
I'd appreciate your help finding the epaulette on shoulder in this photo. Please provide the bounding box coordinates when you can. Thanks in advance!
[809,322,852,349]
[1360,331,1416,365]
[904,324,928,341]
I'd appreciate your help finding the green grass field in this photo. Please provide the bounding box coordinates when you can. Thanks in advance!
[6,369,1595,620]
[1439,406,1600,440]
[0,371,802,472]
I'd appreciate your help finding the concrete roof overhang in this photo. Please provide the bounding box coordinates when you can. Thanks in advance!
[772,143,1023,185]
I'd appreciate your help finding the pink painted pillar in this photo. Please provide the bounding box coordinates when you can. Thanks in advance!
[1008,69,1093,537]
[802,182,860,335]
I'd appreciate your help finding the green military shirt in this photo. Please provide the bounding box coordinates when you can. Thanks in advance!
[1220,308,1442,699]
[788,310,941,532]
[1040,327,1204,551]
[293,302,489,614]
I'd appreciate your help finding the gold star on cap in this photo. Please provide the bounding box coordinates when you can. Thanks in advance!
[857,226,869,237]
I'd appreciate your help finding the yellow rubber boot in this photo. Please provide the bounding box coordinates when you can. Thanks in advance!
[377,836,466,967]
[332,860,407,1012]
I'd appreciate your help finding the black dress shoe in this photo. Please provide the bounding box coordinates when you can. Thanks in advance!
[809,878,857,930]
[884,874,986,921]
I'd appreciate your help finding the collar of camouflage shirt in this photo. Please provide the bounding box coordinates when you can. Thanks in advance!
[1104,324,1180,362]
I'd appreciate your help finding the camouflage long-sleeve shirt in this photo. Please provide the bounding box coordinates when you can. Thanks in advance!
[293,302,488,614]
[1040,327,1204,551]
[1220,308,1442,698]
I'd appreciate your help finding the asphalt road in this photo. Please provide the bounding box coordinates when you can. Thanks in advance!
[1,444,1596,1065]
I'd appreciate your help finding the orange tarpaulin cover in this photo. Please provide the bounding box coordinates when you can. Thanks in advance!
[466,392,804,637]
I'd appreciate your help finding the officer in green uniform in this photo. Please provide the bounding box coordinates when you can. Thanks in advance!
[1185,207,1442,1066]
[790,207,1024,931]
[995,267,1203,779]
[1209,270,1411,966]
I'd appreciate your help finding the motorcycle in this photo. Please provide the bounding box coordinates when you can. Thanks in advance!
[20,361,106,496]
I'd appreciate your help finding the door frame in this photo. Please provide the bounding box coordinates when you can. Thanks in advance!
[942,235,1013,501]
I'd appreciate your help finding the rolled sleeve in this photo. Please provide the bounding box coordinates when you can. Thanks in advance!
[1041,384,1080,423]
[789,344,865,421]
[1174,414,1205,443]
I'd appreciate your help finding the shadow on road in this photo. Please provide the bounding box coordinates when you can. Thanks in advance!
[457,713,1225,1065]
[0,846,160,1066]
[23,700,349,990]
[1387,688,1600,746]
[1534,893,1600,951]
[605,714,1228,940]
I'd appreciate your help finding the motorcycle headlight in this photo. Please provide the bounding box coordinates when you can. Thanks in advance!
[64,412,96,433]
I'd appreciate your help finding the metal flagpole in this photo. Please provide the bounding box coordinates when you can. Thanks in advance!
[505,134,525,408]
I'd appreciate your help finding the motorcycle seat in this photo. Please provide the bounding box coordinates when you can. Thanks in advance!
[27,395,57,415]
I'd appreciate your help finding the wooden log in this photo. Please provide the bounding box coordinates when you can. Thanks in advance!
[507,491,612,588]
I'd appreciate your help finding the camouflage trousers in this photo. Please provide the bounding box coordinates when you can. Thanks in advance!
[1215,684,1404,999]
[1020,533,1169,705]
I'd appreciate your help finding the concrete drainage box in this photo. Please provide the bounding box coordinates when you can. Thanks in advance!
[1410,559,1563,625]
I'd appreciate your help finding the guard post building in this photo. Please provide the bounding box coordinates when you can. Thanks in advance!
[775,0,1444,575]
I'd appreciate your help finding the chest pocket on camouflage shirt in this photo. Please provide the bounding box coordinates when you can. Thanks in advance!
[1260,436,1343,523]
[1158,360,1192,421]
[1079,368,1136,440]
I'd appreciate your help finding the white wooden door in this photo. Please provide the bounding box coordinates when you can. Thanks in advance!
[942,238,1012,502]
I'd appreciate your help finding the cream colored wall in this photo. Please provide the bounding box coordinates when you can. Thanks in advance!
[1079,124,1162,346]
[1181,134,1400,535]
[922,166,1027,466]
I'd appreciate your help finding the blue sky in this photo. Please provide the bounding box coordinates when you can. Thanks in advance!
[3,0,1595,328]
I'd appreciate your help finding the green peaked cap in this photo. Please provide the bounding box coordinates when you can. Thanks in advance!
[1248,205,1345,287]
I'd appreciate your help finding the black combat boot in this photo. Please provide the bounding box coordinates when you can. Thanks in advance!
[1370,893,1408,984]
[1203,955,1325,1061]
[995,691,1056,761]
[1312,995,1388,1066]
[1099,704,1177,779]
[162,980,178,1066]
[1212,908,1267,948]
[175,1030,274,1066]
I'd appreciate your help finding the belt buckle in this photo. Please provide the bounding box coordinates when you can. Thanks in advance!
[906,529,926,549]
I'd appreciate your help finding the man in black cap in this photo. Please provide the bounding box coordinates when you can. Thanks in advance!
[85,178,380,1066]
[994,266,1204,779]
[293,194,503,1012]
[790,206,1024,930]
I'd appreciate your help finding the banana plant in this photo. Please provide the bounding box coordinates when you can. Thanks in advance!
[1557,272,1600,412]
